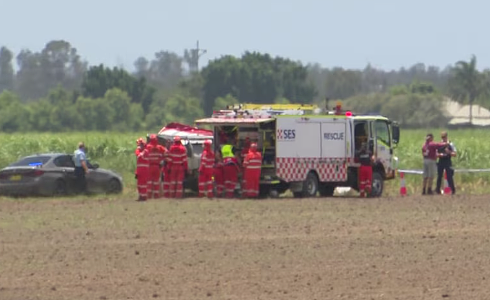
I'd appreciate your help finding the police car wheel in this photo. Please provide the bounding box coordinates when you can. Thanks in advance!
[53,179,67,196]
[107,178,123,194]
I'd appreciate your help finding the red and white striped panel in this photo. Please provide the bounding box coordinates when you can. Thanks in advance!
[276,157,352,182]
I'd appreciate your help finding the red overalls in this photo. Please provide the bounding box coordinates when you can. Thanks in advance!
[214,159,225,197]
[198,144,215,198]
[136,149,150,201]
[135,145,144,178]
[168,141,188,198]
[162,151,171,197]
[146,142,167,199]
[358,151,373,197]
[240,142,250,190]
[223,156,240,198]
[242,148,262,198]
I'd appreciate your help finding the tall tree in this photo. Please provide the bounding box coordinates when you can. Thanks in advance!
[0,46,14,92]
[148,51,184,91]
[324,68,363,99]
[15,49,44,100]
[82,64,156,113]
[134,57,149,78]
[15,40,87,100]
[0,91,31,132]
[133,51,185,92]
[40,40,87,91]
[201,52,316,115]
[449,55,484,125]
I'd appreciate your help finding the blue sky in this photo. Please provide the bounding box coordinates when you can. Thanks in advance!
[2,0,489,71]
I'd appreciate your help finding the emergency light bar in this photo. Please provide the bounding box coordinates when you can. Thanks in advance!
[213,102,355,118]
[226,103,319,111]
[211,110,273,119]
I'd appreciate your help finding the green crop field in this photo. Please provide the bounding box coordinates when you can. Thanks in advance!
[0,128,488,197]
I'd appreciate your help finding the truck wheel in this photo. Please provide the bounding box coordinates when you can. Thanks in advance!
[269,190,279,198]
[319,184,335,197]
[300,172,319,198]
[370,172,384,197]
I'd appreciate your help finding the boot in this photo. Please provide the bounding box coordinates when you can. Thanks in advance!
[422,188,426,195]
[427,188,433,195]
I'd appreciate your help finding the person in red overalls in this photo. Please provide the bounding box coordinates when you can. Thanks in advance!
[222,140,240,198]
[198,139,215,198]
[136,146,150,201]
[161,141,171,198]
[134,138,145,179]
[214,151,225,197]
[241,137,251,162]
[240,137,251,189]
[242,142,262,198]
[357,142,374,197]
[167,136,189,198]
[145,134,167,199]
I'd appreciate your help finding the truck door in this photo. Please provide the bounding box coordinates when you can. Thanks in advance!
[320,120,348,182]
[372,119,394,177]
[354,121,372,153]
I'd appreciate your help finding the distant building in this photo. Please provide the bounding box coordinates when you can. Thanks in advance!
[443,97,490,127]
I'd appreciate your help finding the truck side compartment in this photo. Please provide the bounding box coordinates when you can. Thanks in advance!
[275,117,350,184]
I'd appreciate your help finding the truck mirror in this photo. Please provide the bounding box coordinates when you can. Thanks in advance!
[392,124,400,144]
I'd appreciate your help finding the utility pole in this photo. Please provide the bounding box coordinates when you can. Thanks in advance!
[192,40,207,72]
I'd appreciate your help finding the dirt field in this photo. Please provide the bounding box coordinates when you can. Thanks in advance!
[1,195,490,300]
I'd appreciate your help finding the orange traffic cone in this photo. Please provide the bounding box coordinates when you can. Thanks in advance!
[399,172,407,196]
[443,170,452,195]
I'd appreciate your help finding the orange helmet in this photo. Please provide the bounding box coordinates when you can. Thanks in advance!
[204,139,212,146]
[174,136,181,142]
[250,143,258,149]
[136,137,145,145]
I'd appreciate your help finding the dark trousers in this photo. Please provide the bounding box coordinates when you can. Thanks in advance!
[436,164,455,194]
[74,167,87,194]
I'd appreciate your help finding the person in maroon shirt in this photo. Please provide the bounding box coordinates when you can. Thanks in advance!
[422,133,447,195]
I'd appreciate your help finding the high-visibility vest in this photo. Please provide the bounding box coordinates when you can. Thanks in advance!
[221,144,234,158]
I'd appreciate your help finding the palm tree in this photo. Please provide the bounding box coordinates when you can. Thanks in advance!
[451,55,482,125]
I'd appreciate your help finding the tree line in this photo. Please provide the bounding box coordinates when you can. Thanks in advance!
[0,40,488,132]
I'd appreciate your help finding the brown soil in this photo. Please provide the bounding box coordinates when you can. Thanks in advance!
[1,194,490,300]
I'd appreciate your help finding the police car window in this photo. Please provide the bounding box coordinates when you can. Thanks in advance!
[9,156,52,167]
[54,155,75,168]
[375,120,390,145]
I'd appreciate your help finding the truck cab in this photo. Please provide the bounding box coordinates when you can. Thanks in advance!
[351,116,400,196]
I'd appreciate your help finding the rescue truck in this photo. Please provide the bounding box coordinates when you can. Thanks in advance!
[148,122,214,193]
[194,102,400,198]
